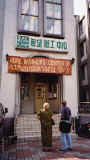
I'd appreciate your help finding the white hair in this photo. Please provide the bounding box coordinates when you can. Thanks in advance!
[43,102,49,108]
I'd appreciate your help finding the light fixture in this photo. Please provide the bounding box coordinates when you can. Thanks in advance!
[71,58,75,64]
[6,54,9,61]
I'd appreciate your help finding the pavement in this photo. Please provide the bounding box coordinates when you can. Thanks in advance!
[0,134,90,160]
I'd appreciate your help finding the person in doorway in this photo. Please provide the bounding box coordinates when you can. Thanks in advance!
[59,100,72,152]
[37,102,54,152]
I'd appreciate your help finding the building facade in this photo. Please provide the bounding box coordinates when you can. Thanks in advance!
[0,0,78,118]
[76,0,90,122]
[0,0,5,84]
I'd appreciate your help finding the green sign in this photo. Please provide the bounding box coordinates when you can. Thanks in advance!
[16,34,68,53]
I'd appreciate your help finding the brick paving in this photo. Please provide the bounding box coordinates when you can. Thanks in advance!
[0,134,90,160]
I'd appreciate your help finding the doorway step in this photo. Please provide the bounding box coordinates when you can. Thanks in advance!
[15,114,60,140]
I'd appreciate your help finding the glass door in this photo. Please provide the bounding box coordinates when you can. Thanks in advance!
[34,83,48,113]
[20,73,33,114]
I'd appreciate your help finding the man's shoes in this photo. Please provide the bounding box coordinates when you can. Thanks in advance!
[58,148,72,152]
[67,148,72,151]
[59,149,68,152]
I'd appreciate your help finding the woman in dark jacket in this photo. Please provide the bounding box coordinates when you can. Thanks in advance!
[37,102,54,152]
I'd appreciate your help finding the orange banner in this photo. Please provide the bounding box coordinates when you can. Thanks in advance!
[8,56,72,75]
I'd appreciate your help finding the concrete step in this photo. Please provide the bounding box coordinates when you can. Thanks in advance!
[15,114,60,139]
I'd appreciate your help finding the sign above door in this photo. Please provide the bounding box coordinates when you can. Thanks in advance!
[8,56,72,75]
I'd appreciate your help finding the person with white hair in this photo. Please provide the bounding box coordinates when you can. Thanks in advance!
[37,102,54,152]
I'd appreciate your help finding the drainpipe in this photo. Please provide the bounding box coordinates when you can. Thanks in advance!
[73,15,80,132]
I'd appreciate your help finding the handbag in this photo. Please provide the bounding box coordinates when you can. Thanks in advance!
[59,107,72,133]
[51,119,55,125]
[59,120,72,133]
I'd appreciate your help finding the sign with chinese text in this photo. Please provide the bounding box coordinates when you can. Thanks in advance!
[8,56,72,75]
[16,35,68,53]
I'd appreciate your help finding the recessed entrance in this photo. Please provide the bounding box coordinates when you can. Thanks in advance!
[20,73,62,114]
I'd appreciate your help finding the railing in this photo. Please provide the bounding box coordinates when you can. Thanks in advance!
[78,102,90,113]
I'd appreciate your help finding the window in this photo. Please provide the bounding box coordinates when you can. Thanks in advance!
[80,65,85,81]
[20,73,30,100]
[44,0,63,36]
[80,43,84,58]
[83,40,87,58]
[80,64,88,81]
[80,87,89,102]
[79,17,85,37]
[79,20,83,36]
[80,41,87,59]
[48,83,57,99]
[18,0,39,33]
[18,0,63,37]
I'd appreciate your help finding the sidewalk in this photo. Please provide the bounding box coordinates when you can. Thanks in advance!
[1,134,90,160]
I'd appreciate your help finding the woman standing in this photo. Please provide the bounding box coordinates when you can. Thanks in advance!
[37,102,54,152]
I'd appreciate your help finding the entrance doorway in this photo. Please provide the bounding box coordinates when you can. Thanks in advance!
[20,73,62,114]
[34,73,63,113]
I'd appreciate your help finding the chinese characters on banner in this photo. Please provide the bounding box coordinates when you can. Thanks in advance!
[16,35,68,53]
[8,56,72,75]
